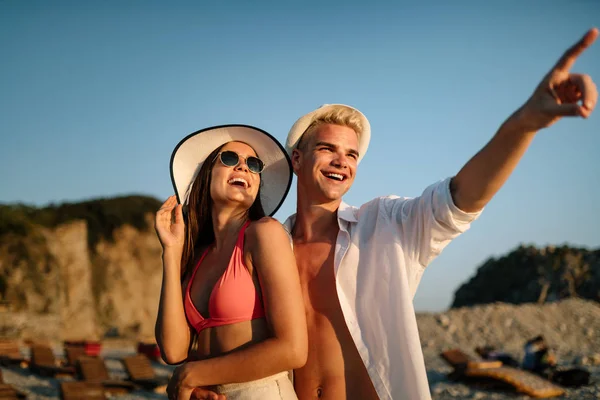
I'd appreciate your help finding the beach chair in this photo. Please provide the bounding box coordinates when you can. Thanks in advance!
[29,345,75,377]
[0,370,27,399]
[440,349,565,398]
[64,345,87,368]
[122,354,169,392]
[59,381,105,400]
[77,356,136,395]
[0,385,22,400]
[64,341,102,357]
[0,340,28,368]
[137,341,163,362]
[442,348,503,370]
[474,345,520,367]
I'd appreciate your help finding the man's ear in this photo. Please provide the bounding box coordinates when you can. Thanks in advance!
[291,148,302,173]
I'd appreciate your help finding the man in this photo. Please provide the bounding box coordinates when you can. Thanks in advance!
[182,28,597,400]
[282,28,597,400]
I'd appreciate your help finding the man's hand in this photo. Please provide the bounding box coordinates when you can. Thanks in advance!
[167,363,226,400]
[167,364,196,400]
[516,28,598,132]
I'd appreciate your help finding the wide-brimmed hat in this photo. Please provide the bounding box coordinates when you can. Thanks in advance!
[285,104,371,164]
[170,124,292,217]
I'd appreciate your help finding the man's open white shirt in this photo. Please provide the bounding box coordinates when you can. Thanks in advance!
[284,177,481,400]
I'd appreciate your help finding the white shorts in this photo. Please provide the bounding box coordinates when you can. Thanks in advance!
[213,371,297,400]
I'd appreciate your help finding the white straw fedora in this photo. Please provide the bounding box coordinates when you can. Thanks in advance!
[285,104,371,164]
[170,124,292,217]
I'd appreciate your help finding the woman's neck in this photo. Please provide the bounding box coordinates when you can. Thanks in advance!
[211,206,248,251]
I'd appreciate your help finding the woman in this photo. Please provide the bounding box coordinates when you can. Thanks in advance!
[154,125,307,400]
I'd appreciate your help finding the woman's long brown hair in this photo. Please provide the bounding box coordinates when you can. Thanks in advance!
[180,143,266,280]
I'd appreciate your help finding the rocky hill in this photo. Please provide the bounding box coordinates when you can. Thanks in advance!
[0,196,163,341]
[452,244,600,308]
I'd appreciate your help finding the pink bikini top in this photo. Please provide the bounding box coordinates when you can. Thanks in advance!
[184,221,266,333]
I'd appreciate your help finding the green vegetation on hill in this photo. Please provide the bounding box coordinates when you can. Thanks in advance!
[0,195,162,249]
[452,244,600,308]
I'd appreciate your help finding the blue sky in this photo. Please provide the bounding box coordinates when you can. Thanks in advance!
[1,1,598,311]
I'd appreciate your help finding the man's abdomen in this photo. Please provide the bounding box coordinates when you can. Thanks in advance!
[293,308,379,399]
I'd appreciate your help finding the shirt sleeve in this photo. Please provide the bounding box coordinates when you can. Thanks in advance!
[378,177,481,268]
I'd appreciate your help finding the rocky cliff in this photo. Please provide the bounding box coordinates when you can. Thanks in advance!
[0,196,164,341]
[452,244,600,308]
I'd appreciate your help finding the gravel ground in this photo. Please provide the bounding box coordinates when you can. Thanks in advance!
[1,298,598,399]
[421,298,600,399]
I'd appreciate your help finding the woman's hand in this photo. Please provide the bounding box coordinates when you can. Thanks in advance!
[155,195,186,253]
[192,387,226,400]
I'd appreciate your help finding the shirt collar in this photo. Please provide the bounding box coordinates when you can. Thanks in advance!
[283,200,358,234]
[337,200,358,223]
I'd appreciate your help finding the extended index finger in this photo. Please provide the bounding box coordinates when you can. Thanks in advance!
[554,28,598,72]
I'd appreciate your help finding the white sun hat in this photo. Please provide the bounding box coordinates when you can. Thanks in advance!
[285,104,371,164]
[170,124,292,217]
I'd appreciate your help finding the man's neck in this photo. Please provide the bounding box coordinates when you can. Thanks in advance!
[292,196,341,243]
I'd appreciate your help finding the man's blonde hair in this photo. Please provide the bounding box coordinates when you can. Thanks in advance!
[297,107,364,151]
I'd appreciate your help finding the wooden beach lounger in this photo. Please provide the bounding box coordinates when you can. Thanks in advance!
[440,349,565,398]
[63,341,102,358]
[0,385,25,400]
[122,354,168,392]
[59,381,105,400]
[0,340,28,368]
[29,345,75,377]
[77,356,136,395]
[64,345,88,367]
[137,341,163,362]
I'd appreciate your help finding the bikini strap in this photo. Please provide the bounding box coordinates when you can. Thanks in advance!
[233,220,252,260]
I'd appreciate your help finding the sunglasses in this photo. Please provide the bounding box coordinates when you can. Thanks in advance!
[213,150,264,174]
